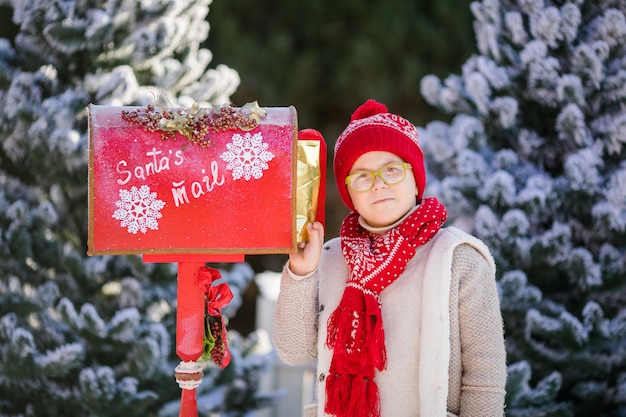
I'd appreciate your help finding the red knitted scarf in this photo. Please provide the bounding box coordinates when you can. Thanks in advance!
[324,197,447,417]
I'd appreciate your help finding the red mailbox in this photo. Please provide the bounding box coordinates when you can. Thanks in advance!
[88,104,298,256]
[87,103,324,417]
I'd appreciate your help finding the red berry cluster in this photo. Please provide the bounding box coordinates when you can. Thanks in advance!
[209,317,227,366]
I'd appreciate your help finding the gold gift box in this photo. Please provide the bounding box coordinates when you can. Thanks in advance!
[296,129,326,243]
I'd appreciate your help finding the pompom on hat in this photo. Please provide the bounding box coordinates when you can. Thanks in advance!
[333,99,426,211]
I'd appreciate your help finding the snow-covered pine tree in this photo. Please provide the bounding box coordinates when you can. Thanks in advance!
[419,1,626,416]
[0,1,276,416]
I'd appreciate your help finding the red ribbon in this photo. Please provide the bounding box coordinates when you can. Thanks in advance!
[197,266,233,368]
[198,266,233,315]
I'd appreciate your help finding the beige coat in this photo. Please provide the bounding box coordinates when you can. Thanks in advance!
[274,226,506,417]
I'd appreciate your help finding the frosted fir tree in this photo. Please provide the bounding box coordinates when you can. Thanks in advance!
[419,1,626,416]
[0,1,277,416]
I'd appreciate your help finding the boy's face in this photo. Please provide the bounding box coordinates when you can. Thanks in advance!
[347,151,418,228]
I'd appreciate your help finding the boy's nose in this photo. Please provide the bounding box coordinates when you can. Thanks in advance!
[371,175,388,190]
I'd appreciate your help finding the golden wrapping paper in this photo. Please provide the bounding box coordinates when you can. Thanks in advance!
[296,140,321,242]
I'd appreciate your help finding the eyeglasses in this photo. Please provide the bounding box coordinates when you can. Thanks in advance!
[345,162,412,192]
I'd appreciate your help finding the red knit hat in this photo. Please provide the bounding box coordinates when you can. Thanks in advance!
[334,99,426,211]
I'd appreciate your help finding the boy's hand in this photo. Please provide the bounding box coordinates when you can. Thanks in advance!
[289,222,324,276]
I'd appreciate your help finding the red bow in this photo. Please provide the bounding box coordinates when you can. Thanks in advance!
[198,267,233,315]
[198,266,233,368]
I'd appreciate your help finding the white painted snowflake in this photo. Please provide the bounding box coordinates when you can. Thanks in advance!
[112,185,165,234]
[220,132,274,180]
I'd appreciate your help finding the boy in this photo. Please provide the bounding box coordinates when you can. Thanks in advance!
[275,99,506,417]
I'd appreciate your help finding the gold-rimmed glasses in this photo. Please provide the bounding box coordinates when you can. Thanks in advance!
[345,162,412,192]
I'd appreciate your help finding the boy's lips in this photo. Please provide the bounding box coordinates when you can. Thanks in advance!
[373,197,394,204]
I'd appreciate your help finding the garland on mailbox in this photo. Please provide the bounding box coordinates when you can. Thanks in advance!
[121,101,267,148]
